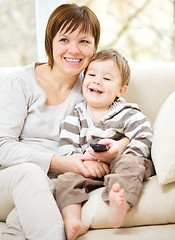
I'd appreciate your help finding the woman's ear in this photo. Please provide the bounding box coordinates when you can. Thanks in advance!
[93,46,97,53]
[118,85,127,97]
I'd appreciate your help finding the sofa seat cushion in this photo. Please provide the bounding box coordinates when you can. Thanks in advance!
[0,222,5,238]
[152,91,175,185]
[81,176,175,228]
[77,224,175,240]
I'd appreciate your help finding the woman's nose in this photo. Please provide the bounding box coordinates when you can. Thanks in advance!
[67,42,80,54]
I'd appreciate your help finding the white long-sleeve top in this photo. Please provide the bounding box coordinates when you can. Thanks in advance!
[0,63,84,173]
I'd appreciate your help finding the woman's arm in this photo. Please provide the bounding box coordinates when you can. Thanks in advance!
[0,74,53,173]
[49,153,99,178]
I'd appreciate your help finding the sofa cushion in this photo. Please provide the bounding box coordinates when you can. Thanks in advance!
[151,91,175,185]
[0,222,6,238]
[81,176,175,228]
[77,225,175,240]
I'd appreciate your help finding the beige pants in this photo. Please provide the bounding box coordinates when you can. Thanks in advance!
[0,163,65,240]
[54,154,155,210]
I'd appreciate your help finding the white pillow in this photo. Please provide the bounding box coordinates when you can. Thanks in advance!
[81,176,175,228]
[151,91,175,185]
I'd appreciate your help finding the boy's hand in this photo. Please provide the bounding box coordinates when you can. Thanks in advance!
[83,160,110,178]
[88,138,130,164]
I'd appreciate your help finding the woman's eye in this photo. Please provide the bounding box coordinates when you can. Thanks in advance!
[80,40,89,44]
[60,38,68,42]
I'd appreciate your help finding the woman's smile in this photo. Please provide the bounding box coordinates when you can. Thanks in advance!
[63,57,82,64]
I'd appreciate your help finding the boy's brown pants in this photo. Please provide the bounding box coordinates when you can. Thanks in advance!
[53,154,155,210]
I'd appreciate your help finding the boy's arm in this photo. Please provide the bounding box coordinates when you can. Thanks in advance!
[123,109,153,158]
[87,108,152,162]
[83,160,110,178]
[58,112,110,177]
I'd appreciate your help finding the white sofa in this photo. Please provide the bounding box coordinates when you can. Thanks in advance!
[0,63,175,239]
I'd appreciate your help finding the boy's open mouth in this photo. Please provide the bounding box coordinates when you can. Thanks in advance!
[89,88,103,94]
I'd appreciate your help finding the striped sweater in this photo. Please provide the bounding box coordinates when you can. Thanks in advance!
[58,98,153,159]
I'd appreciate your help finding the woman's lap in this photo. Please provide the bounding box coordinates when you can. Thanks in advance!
[0,163,65,240]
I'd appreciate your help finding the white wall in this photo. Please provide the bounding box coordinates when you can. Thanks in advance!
[35,0,66,62]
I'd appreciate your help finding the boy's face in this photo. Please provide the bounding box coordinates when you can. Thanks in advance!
[82,59,127,110]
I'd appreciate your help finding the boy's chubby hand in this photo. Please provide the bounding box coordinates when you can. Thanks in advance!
[83,160,110,178]
[88,138,130,164]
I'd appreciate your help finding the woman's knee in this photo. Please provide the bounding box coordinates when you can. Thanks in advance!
[18,163,45,177]
[8,163,49,191]
[0,163,45,185]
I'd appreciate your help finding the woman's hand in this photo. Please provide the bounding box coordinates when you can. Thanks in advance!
[49,153,98,178]
[83,160,110,178]
[87,138,130,164]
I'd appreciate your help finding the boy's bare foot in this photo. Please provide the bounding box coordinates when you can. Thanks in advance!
[65,218,87,240]
[109,183,130,228]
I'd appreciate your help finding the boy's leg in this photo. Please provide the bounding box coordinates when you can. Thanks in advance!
[61,203,87,240]
[54,172,103,240]
[102,154,153,228]
[53,172,103,210]
[108,183,130,228]
[0,163,65,240]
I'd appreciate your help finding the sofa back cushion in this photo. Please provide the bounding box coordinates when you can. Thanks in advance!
[124,62,175,124]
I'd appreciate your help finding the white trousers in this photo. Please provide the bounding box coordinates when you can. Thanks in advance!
[0,163,65,240]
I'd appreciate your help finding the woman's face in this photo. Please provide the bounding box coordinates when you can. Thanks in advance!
[52,26,96,77]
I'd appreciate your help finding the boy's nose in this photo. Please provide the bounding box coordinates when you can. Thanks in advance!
[93,80,102,86]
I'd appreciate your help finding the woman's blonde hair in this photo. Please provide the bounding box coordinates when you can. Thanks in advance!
[45,4,101,69]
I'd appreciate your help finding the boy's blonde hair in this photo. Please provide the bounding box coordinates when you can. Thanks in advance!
[84,48,130,86]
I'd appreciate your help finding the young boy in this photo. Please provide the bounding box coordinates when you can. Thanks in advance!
[54,49,155,240]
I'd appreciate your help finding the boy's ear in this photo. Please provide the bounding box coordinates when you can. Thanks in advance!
[118,85,127,97]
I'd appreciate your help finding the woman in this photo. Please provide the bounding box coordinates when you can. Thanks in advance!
[0,4,129,240]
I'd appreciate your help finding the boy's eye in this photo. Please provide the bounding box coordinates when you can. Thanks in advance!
[88,73,95,77]
[104,77,111,81]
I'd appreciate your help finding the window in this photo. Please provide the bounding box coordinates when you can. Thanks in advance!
[0,0,66,67]
[1,0,174,66]
[0,0,37,67]
[67,0,175,62]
